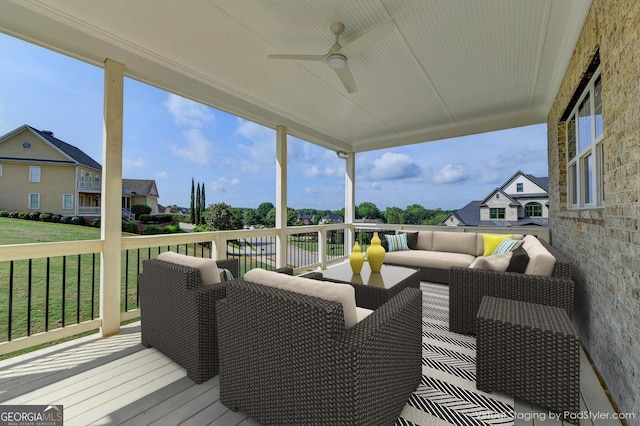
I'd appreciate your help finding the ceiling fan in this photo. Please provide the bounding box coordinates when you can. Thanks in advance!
[268,21,394,94]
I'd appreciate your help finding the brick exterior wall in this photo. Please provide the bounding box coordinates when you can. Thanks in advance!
[548,0,640,418]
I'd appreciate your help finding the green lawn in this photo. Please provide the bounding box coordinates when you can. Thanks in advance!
[0,218,211,343]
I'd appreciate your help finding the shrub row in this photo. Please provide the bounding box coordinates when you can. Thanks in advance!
[0,210,185,235]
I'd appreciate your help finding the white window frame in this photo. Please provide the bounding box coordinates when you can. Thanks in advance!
[28,193,40,210]
[566,66,604,209]
[30,166,41,183]
[63,194,73,210]
[0,163,3,176]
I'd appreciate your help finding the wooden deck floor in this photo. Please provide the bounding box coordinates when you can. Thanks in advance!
[0,325,621,425]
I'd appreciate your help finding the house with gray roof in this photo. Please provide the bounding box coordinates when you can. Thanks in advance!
[0,125,159,216]
[441,171,549,227]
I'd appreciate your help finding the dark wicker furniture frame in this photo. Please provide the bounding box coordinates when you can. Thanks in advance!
[476,296,580,424]
[217,279,423,425]
[449,238,574,335]
[139,257,239,384]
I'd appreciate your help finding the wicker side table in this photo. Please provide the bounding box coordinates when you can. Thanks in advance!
[476,296,580,424]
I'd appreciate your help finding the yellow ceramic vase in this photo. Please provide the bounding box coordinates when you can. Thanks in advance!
[366,232,386,272]
[349,241,365,274]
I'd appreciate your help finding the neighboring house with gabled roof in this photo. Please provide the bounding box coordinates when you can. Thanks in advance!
[441,171,549,227]
[0,125,159,216]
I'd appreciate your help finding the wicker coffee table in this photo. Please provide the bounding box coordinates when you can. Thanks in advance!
[476,296,580,424]
[315,262,420,308]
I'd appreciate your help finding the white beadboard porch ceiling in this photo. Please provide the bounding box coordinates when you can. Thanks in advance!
[0,0,591,153]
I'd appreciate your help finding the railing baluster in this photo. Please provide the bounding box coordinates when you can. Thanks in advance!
[62,256,66,328]
[136,248,141,307]
[91,253,96,319]
[124,249,130,311]
[45,258,50,331]
[27,259,32,336]
[77,254,81,324]
[8,261,14,341]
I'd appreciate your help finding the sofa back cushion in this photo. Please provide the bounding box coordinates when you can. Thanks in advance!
[157,251,220,285]
[432,231,478,256]
[415,231,433,251]
[521,235,556,276]
[244,268,358,329]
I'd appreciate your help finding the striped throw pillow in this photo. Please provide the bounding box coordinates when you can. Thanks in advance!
[492,238,523,254]
[219,268,234,282]
[385,233,409,252]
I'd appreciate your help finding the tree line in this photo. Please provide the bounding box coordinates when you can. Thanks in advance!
[187,197,452,232]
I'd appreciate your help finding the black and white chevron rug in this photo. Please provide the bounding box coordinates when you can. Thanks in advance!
[396,282,515,426]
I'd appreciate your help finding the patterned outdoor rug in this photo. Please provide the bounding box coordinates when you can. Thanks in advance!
[396,282,515,426]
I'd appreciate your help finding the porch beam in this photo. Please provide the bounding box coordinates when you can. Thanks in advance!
[100,58,124,337]
[345,152,356,250]
[275,125,287,268]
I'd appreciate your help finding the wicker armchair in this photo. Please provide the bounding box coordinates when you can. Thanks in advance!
[217,279,423,426]
[449,239,574,335]
[138,257,239,384]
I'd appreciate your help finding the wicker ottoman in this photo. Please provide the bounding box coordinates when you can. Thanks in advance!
[476,296,580,424]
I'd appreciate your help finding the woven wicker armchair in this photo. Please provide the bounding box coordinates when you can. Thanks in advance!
[217,279,423,426]
[449,239,574,335]
[138,257,239,384]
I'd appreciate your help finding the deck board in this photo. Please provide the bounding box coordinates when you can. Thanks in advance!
[0,314,621,426]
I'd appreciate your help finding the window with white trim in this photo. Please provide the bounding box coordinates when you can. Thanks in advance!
[63,194,73,210]
[567,66,604,208]
[29,193,40,209]
[30,166,41,183]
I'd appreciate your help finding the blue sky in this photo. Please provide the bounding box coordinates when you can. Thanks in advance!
[0,33,548,211]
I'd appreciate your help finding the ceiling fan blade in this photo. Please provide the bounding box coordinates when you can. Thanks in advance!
[267,54,326,62]
[339,20,393,58]
[335,64,358,94]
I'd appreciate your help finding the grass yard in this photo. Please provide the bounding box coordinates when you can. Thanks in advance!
[0,218,214,343]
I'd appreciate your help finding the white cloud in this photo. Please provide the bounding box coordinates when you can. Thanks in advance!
[123,157,148,168]
[370,182,382,190]
[304,187,318,194]
[305,165,343,178]
[164,94,214,128]
[155,171,169,179]
[433,164,470,184]
[235,118,274,144]
[210,177,240,192]
[169,128,214,166]
[369,152,422,180]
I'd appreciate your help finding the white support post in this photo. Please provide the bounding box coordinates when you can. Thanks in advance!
[275,125,288,268]
[345,152,356,252]
[100,59,124,337]
[318,228,327,270]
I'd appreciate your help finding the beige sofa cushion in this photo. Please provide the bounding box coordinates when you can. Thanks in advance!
[432,231,478,256]
[521,235,556,276]
[416,231,433,251]
[469,252,513,271]
[385,249,476,269]
[157,251,220,285]
[244,268,360,328]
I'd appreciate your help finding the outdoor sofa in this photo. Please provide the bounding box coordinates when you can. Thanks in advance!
[379,231,574,335]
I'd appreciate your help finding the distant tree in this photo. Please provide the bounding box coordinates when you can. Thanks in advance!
[200,183,206,223]
[287,208,303,226]
[189,178,195,224]
[242,208,260,227]
[356,202,381,220]
[265,208,276,228]
[207,202,243,230]
[404,204,429,225]
[196,182,202,225]
[383,206,405,224]
[256,202,275,225]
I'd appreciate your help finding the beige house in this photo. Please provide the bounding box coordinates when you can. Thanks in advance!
[0,125,159,216]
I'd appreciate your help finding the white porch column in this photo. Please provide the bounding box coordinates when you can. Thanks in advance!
[345,152,356,250]
[100,58,124,337]
[275,125,287,268]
